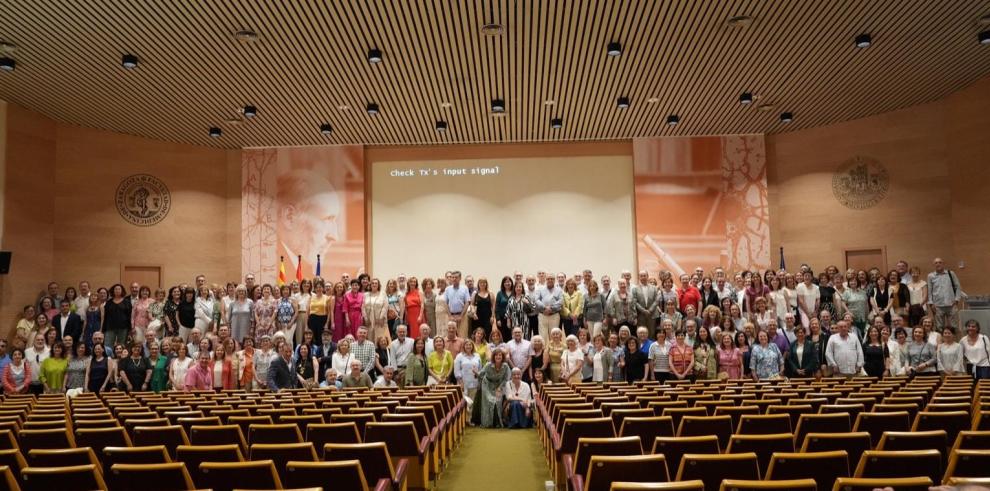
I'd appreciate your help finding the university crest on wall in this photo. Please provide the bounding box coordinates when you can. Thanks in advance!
[115,174,171,226]
[832,156,889,210]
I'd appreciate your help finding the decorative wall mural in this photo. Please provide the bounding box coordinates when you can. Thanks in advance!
[832,155,889,210]
[115,174,171,226]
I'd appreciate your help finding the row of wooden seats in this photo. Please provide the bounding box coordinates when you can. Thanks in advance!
[605,476,990,491]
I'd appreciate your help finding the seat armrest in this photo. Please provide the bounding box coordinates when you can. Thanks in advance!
[429,425,440,442]
[569,473,584,491]
[552,432,562,452]
[373,478,391,491]
[418,435,431,455]
[562,453,575,479]
[393,457,410,489]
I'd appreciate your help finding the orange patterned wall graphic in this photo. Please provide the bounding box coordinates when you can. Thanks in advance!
[633,135,769,275]
[241,146,365,283]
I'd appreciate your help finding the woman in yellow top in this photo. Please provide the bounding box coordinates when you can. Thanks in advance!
[40,342,68,393]
[307,282,330,344]
[428,336,454,384]
[561,279,584,337]
[546,328,566,382]
[472,328,490,365]
[13,306,36,349]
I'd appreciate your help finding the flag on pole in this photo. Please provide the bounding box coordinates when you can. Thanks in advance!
[315,254,321,278]
[779,247,786,270]
[277,256,286,286]
[295,255,303,282]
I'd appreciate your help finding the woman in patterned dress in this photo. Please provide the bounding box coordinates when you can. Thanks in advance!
[253,284,277,343]
[275,285,297,344]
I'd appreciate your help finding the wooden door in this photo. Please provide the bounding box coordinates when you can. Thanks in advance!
[844,248,886,273]
[122,265,162,290]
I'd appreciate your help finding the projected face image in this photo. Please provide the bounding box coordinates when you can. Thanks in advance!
[278,170,341,259]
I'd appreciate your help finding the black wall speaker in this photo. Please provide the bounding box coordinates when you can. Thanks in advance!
[0,251,11,274]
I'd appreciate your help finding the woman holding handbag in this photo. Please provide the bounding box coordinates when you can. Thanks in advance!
[692,326,717,380]
[962,320,990,379]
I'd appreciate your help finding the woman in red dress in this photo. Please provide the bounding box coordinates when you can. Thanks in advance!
[404,277,423,339]
[341,279,364,338]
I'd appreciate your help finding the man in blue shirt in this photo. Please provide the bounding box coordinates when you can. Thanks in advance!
[536,276,563,340]
[444,271,472,337]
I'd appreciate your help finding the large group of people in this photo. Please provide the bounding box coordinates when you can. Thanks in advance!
[2,257,984,431]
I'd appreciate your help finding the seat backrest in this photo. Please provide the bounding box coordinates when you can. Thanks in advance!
[329,413,377,436]
[19,464,107,491]
[248,423,303,445]
[16,429,71,452]
[131,425,189,457]
[364,422,420,457]
[108,462,196,491]
[199,460,283,491]
[652,435,720,478]
[831,476,932,491]
[877,430,947,467]
[585,454,670,491]
[0,450,27,477]
[284,460,369,491]
[677,416,732,449]
[736,414,792,435]
[793,413,850,449]
[559,418,616,454]
[853,449,942,484]
[619,416,675,450]
[249,443,318,483]
[26,447,99,469]
[944,449,990,479]
[324,442,395,485]
[852,411,910,447]
[725,433,794,475]
[228,416,273,439]
[765,450,849,484]
[573,437,643,478]
[675,452,760,491]
[801,432,870,472]
[0,464,18,491]
[175,444,243,489]
[912,411,969,446]
[101,445,171,475]
[381,413,430,442]
[953,431,990,451]
[306,423,362,449]
[609,480,704,490]
[718,478,817,491]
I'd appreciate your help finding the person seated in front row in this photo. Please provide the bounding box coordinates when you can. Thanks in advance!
[374,365,398,388]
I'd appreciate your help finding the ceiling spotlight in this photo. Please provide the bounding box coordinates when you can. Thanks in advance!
[491,98,505,113]
[544,100,555,106]
[607,42,622,57]
[0,57,14,71]
[319,123,332,135]
[367,48,383,63]
[617,97,630,109]
[666,115,680,126]
[234,29,259,43]
[980,30,990,45]
[436,120,448,132]
[726,15,754,28]
[440,101,452,108]
[121,54,139,68]
[481,23,504,36]
[739,92,753,104]
[366,103,379,115]
[208,127,222,138]
[551,117,563,129]
[338,104,350,111]
[0,42,16,54]
[647,97,660,104]
[242,105,257,118]
[780,112,794,123]
[855,33,872,48]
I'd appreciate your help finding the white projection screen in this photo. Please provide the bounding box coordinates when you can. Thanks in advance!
[370,156,636,283]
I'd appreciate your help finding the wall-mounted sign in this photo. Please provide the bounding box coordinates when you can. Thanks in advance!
[115,174,171,226]
[832,156,889,210]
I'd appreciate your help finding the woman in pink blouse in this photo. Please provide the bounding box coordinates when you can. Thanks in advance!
[341,279,364,338]
[130,286,153,343]
[717,332,743,379]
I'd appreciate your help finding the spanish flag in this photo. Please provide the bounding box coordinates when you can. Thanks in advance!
[296,255,303,282]
[277,256,286,287]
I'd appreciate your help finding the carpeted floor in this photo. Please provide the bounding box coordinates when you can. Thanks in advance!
[437,427,550,491]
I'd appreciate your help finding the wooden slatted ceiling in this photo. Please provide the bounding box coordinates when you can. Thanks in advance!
[0,0,988,149]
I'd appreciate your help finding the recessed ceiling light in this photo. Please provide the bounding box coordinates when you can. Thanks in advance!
[855,33,872,48]
[436,120,448,132]
[0,42,16,54]
[757,103,776,112]
[338,105,350,111]
[121,54,139,69]
[481,23,504,36]
[209,127,222,138]
[544,100,555,106]
[726,15,753,28]
[607,42,622,57]
[234,29,259,43]
[0,57,15,71]
[242,105,257,118]
[491,98,505,113]
[617,97,630,109]
[367,48,383,63]
[647,97,660,104]
[551,117,563,129]
[980,30,990,45]
[739,92,753,105]
[666,115,680,126]
[320,123,332,135]
[366,103,379,115]
[440,102,452,108]
[979,14,990,26]
[780,112,794,123]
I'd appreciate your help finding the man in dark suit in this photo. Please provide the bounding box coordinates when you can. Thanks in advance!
[52,299,83,344]
[267,341,298,392]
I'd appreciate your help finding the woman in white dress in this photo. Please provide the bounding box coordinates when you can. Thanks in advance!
[936,327,965,375]
[768,276,789,329]
[194,286,215,336]
[362,279,389,342]
[331,339,355,382]
[434,277,450,334]
[169,344,194,391]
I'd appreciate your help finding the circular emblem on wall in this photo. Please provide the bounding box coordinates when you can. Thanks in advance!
[115,174,171,226]
[832,156,889,210]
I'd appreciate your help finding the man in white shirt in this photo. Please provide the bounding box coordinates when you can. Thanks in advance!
[374,366,399,388]
[783,313,799,344]
[825,321,864,377]
[506,327,532,381]
[24,334,50,395]
[536,277,563,340]
[713,269,734,302]
[578,269,593,296]
[187,328,202,357]
[444,271,473,338]
[420,325,435,356]
[75,280,92,315]
[895,260,912,285]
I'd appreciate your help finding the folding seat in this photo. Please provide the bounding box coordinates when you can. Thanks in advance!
[572,454,669,491]
[765,450,849,487]
[735,414,791,435]
[188,424,248,455]
[228,415,273,439]
[0,450,27,477]
[19,464,107,491]
[552,417,616,486]
[278,414,323,436]
[820,404,865,425]
[952,430,990,451]
[662,407,707,433]
[16,429,72,453]
[611,408,654,433]
[924,403,970,413]
[718,479,817,491]
[162,410,204,425]
[713,406,761,429]
[601,402,641,417]
[212,409,251,424]
[121,418,169,437]
[284,460,381,491]
[800,432,871,474]
[675,452,761,491]
[248,423,303,445]
[175,444,243,489]
[853,449,942,485]
[835,397,876,412]
[0,432,17,451]
[100,445,170,476]
[912,411,969,451]
[765,404,812,430]
[647,401,688,416]
[830,476,932,491]
[677,416,733,451]
[306,422,362,450]
[249,442,318,484]
[198,460,282,491]
[972,411,990,431]
[619,417,675,451]
[108,463,195,490]
[0,465,17,491]
[330,413,377,437]
[652,435,720,479]
[364,422,430,491]
[324,442,408,491]
[175,416,220,436]
[382,413,440,476]
[608,481,705,490]
[793,413,850,449]
[943,449,990,481]
[72,419,119,430]
[725,433,794,475]
[877,430,947,472]
[20,421,65,431]
[26,447,100,469]
[130,425,188,459]
[564,436,643,489]
[852,411,910,447]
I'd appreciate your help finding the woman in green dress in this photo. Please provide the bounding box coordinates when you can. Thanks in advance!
[148,342,169,392]
[477,349,511,428]
[403,338,429,387]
